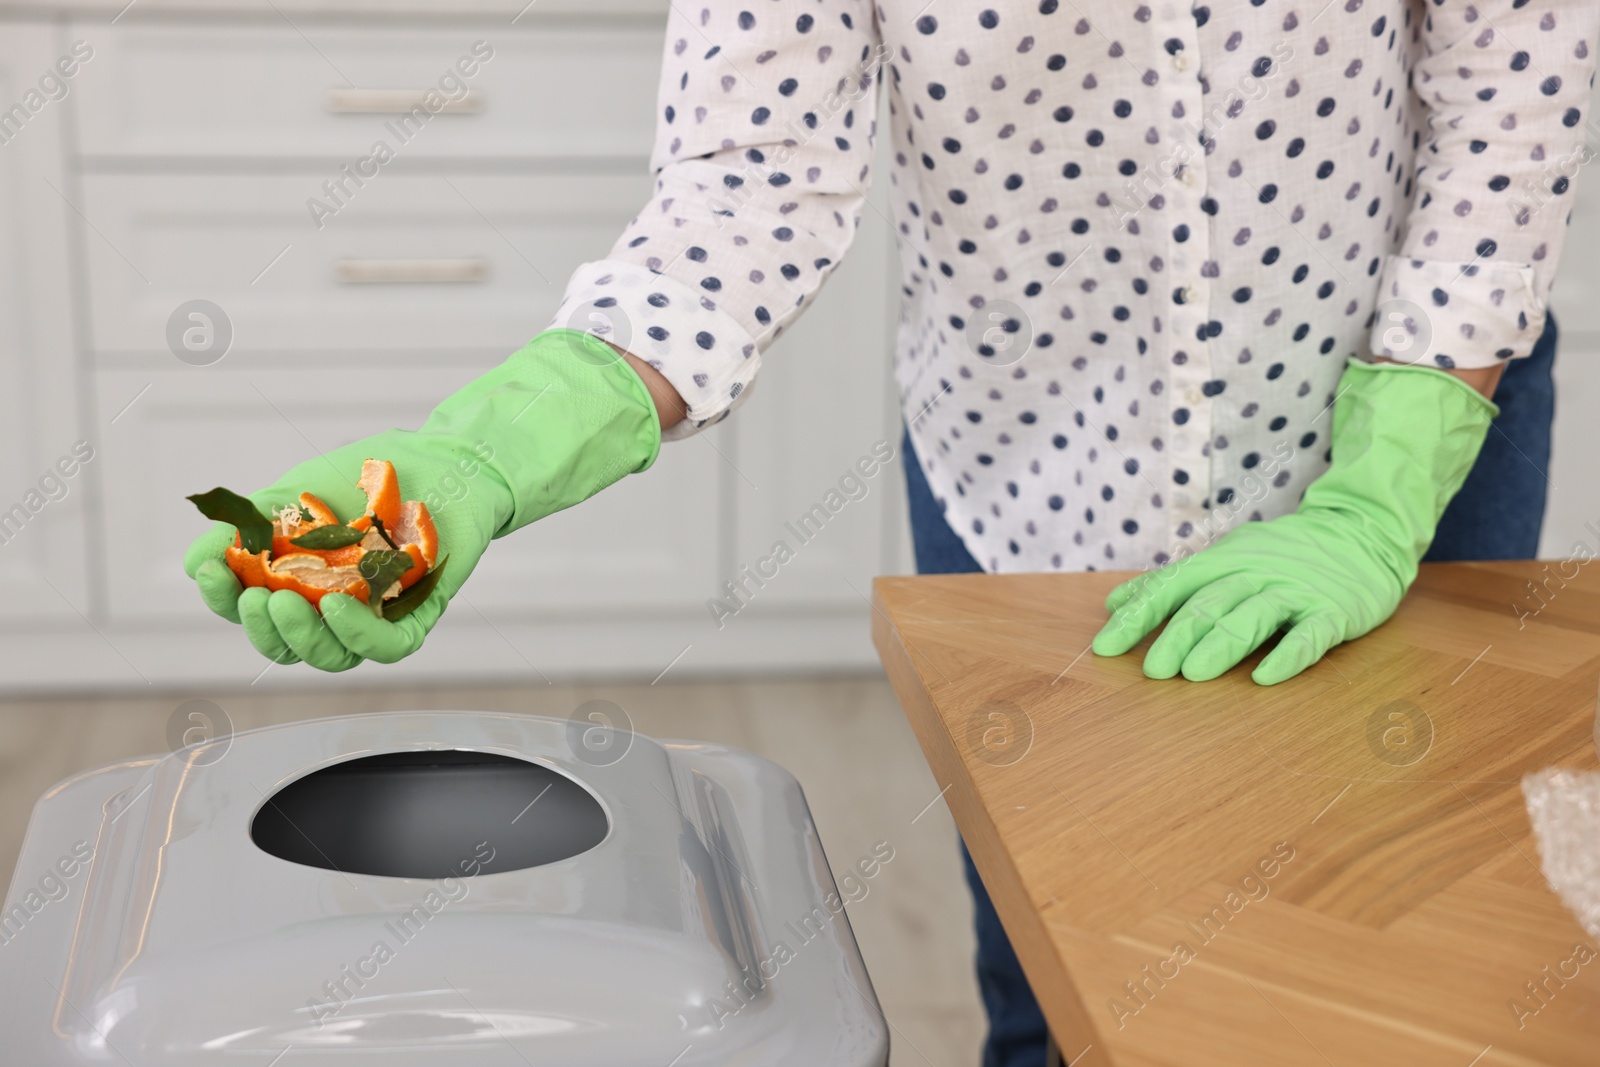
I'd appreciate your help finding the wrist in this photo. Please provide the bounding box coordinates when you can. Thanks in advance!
[603,342,688,432]
[1373,356,1506,403]
[1353,357,1500,422]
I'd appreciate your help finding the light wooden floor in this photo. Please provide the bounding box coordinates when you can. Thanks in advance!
[0,674,984,1066]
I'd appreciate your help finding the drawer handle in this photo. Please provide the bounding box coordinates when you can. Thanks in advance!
[324,89,482,114]
[335,258,489,285]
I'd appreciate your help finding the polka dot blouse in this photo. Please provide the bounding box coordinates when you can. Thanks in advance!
[551,0,1598,573]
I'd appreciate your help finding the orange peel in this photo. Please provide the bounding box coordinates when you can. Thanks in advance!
[350,458,402,534]
[223,459,437,610]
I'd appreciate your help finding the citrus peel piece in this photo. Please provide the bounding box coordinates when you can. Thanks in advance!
[350,458,402,534]
[217,459,438,613]
[263,554,370,608]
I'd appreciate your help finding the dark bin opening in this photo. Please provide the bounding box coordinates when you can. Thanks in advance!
[251,749,608,879]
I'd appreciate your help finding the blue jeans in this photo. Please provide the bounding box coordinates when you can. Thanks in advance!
[901,315,1557,1067]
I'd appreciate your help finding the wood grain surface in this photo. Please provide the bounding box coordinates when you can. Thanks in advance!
[872,562,1600,1067]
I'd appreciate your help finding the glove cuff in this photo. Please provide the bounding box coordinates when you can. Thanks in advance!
[522,329,664,473]
[418,329,663,537]
[1302,357,1498,588]
[1345,356,1501,422]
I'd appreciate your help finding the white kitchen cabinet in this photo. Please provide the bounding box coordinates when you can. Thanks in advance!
[73,22,665,163]
[81,171,655,357]
[0,23,91,624]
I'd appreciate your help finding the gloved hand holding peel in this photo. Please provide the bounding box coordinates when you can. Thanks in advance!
[182,330,660,672]
[1091,359,1498,685]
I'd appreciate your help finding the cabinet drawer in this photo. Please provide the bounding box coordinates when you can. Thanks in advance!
[73,22,664,161]
[94,366,721,624]
[82,171,654,357]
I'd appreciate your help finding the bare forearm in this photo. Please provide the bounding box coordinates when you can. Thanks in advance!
[1444,363,1506,400]
[1376,357,1505,400]
[607,343,687,431]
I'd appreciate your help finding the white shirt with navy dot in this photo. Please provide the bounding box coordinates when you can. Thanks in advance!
[551,0,1598,573]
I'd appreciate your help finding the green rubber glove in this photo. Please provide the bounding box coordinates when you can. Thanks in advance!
[181,330,659,672]
[1091,359,1498,685]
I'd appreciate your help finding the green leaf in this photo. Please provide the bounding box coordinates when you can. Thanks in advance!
[187,487,272,553]
[383,556,448,621]
[358,549,416,604]
[290,524,365,550]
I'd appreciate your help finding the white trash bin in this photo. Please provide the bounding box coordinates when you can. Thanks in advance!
[0,710,890,1065]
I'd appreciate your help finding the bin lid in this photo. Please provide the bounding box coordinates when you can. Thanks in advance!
[0,711,888,1066]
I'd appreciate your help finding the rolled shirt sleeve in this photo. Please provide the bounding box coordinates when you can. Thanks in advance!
[548,1,886,439]
[1371,0,1599,369]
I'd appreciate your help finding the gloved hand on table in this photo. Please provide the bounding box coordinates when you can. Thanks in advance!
[182,330,660,672]
[1091,359,1498,685]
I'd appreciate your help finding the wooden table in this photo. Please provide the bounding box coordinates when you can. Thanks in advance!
[872,562,1600,1067]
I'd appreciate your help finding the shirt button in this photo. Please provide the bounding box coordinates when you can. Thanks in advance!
[1180,169,1198,188]
[1185,388,1203,405]
[1173,54,1189,72]
[1180,286,1198,304]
